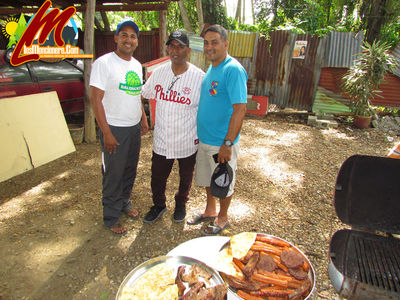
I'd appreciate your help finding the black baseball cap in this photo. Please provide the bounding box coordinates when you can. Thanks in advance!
[210,162,233,199]
[116,20,139,37]
[166,31,189,47]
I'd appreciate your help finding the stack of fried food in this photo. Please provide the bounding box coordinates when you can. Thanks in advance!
[217,232,312,300]
[176,264,227,300]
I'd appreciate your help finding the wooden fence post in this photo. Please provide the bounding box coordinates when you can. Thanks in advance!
[83,0,96,143]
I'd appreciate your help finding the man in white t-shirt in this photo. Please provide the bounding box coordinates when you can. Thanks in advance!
[89,20,148,234]
[141,31,205,224]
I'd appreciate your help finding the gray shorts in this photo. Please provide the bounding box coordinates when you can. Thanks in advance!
[195,142,240,197]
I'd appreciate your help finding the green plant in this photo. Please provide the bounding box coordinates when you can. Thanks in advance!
[342,41,397,117]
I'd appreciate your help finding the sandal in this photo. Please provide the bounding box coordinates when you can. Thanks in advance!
[187,212,216,225]
[201,222,230,236]
[124,208,139,219]
[108,222,127,235]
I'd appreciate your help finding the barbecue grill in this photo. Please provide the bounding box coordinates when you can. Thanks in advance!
[329,155,400,299]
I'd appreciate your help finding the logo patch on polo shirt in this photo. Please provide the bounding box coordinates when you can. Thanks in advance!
[209,81,218,96]
[119,71,142,95]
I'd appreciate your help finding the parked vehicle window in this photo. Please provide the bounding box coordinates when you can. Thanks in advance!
[30,60,82,81]
[0,62,32,84]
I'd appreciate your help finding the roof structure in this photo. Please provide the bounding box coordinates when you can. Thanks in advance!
[0,0,177,16]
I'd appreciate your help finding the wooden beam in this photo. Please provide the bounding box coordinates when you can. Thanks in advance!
[83,0,96,143]
[159,9,167,57]
[0,3,170,15]
[77,3,170,12]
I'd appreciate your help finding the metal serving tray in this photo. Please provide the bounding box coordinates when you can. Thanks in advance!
[116,255,225,300]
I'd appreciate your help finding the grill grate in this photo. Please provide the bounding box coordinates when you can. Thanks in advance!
[353,235,400,293]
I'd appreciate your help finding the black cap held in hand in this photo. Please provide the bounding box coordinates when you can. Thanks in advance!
[210,162,233,199]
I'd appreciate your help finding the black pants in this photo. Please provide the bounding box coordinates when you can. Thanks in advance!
[100,124,141,227]
[151,151,196,207]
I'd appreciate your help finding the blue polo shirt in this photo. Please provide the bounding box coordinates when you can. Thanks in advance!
[197,56,248,146]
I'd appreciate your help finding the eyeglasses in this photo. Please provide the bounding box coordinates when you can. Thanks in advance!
[168,76,180,91]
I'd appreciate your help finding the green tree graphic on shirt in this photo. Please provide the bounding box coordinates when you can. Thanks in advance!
[119,71,142,96]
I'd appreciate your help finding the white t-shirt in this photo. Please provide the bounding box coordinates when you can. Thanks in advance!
[90,52,143,127]
[142,62,205,159]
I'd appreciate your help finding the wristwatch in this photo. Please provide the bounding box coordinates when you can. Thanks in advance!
[223,139,233,147]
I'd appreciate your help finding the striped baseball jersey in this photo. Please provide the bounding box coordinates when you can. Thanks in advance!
[142,62,205,159]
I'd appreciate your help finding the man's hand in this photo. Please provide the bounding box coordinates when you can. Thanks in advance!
[141,118,149,136]
[103,132,119,154]
[218,145,232,163]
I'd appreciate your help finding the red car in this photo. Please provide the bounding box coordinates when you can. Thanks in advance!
[0,50,84,114]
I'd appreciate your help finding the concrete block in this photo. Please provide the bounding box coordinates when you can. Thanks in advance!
[307,115,317,126]
[316,119,338,129]
[323,114,335,120]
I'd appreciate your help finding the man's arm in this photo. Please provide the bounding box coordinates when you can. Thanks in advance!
[140,95,149,135]
[218,103,247,163]
[89,86,119,154]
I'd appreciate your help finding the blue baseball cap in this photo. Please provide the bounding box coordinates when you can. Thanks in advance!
[116,20,139,37]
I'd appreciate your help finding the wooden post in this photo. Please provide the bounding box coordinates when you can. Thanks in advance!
[159,10,167,57]
[83,0,96,143]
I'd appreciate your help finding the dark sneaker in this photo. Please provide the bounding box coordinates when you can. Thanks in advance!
[173,205,186,223]
[143,206,166,224]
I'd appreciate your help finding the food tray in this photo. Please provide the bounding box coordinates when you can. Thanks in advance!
[116,255,225,299]
[220,233,316,300]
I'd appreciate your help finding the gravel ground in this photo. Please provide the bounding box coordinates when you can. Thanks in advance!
[0,113,398,300]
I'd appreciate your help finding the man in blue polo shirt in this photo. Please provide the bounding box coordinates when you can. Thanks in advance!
[187,24,248,235]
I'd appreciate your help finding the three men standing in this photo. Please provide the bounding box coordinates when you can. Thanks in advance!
[90,22,246,235]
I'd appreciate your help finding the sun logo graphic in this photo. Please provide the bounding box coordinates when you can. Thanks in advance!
[1,15,26,49]
[119,71,142,96]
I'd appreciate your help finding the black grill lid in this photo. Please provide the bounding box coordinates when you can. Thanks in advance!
[334,155,400,233]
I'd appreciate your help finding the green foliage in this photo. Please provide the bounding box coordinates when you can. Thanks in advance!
[225,17,258,32]
[380,21,400,50]
[254,0,400,48]
[375,106,400,117]
[342,41,397,116]
[202,0,229,28]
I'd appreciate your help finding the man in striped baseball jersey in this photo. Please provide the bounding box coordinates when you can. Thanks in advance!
[141,30,205,224]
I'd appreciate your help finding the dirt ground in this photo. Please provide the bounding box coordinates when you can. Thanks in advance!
[0,113,398,300]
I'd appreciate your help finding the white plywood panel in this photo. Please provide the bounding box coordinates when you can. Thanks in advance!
[0,91,76,182]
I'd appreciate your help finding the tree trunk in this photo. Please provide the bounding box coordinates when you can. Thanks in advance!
[325,0,332,25]
[196,0,204,33]
[243,0,246,23]
[178,0,193,32]
[365,0,386,44]
[271,0,279,27]
[84,0,96,143]
[251,0,255,25]
[100,11,110,31]
[94,16,103,31]
[235,0,242,23]
[159,10,167,56]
